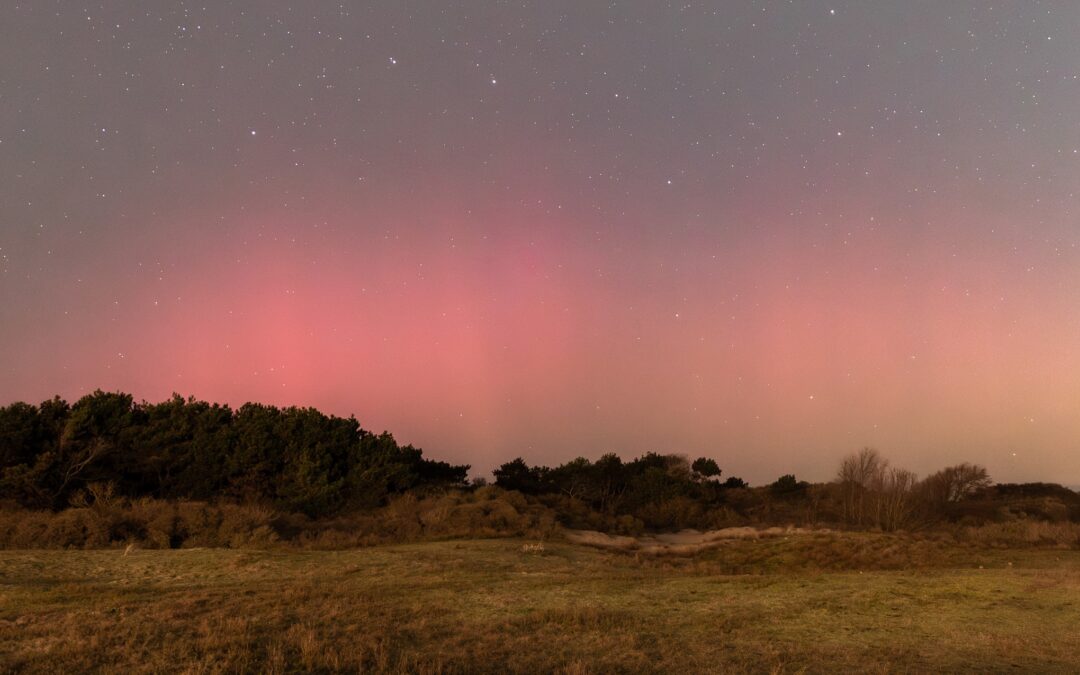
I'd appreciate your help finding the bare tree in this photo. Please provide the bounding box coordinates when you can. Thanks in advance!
[836,449,922,530]
[921,463,991,515]
[879,467,918,531]
[837,447,886,526]
[52,438,110,501]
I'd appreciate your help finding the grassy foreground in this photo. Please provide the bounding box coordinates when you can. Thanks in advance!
[1,534,1078,673]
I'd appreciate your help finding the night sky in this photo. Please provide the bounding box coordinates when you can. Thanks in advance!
[2,2,1079,484]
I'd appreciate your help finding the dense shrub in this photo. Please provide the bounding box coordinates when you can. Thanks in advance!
[955,520,1080,548]
[0,488,559,550]
[0,392,469,515]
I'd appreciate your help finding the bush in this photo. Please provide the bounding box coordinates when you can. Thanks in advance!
[956,520,1080,548]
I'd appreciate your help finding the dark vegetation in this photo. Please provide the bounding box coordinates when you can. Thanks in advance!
[0,391,468,514]
[2,391,1079,549]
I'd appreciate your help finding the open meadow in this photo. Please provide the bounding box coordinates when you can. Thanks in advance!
[2,533,1078,674]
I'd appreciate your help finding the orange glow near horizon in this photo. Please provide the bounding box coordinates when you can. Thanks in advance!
[5,188,1079,486]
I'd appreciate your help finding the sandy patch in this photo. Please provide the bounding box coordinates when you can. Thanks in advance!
[565,526,827,555]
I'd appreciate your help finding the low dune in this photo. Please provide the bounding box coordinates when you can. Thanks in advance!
[565,525,828,555]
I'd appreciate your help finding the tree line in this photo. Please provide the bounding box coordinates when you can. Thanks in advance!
[490,449,1006,531]
[0,391,468,515]
[2,391,1075,531]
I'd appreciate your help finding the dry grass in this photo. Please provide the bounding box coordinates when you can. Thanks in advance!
[0,488,559,551]
[1,534,1078,673]
[954,519,1080,548]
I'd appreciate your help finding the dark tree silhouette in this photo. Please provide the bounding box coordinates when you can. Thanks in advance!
[0,392,469,515]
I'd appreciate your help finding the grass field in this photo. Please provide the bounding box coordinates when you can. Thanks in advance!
[1,533,1078,673]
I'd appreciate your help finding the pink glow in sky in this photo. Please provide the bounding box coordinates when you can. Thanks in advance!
[3,3,1080,483]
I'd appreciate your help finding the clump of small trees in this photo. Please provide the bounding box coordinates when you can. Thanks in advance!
[835,448,991,530]
[492,452,750,529]
[922,463,992,508]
